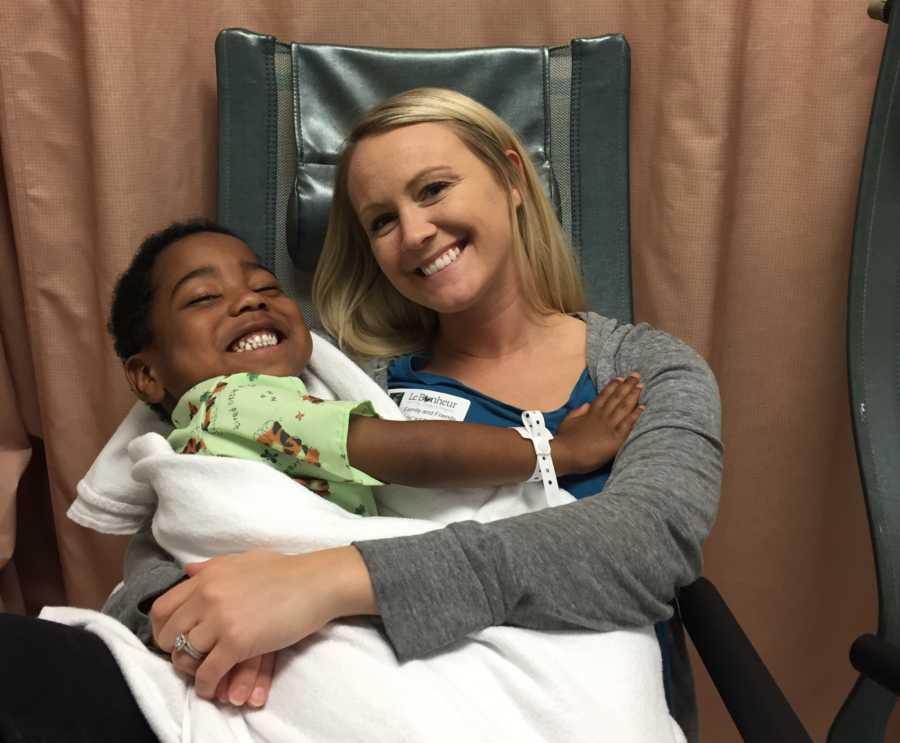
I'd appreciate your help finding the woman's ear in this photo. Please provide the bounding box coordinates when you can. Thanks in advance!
[504,149,525,208]
[124,355,166,404]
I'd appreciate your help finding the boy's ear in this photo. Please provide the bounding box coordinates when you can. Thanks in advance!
[124,355,166,404]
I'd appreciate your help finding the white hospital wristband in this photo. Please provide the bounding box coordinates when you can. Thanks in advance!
[514,410,560,500]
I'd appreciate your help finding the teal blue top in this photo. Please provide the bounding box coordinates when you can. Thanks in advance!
[387,355,612,498]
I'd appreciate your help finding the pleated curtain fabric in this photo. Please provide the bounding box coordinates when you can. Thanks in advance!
[0,2,891,739]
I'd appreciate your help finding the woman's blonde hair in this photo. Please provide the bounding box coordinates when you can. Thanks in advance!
[312,87,587,359]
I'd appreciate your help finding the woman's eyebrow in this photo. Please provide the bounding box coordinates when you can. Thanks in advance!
[407,165,454,191]
[358,165,454,218]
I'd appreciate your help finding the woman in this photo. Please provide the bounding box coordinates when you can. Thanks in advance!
[1,88,720,741]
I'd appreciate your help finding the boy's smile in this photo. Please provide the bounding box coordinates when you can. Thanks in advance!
[126,232,312,412]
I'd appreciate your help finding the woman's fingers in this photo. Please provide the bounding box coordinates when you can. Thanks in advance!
[223,654,263,706]
[213,653,276,707]
[215,672,231,703]
[195,641,248,700]
[185,560,211,577]
[173,641,277,708]
[249,652,276,708]
[149,548,374,700]
[152,599,205,654]
[170,645,202,677]
[150,578,198,651]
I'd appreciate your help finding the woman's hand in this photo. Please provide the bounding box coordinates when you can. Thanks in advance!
[171,644,276,707]
[553,373,644,474]
[218,652,276,707]
[167,564,277,708]
[150,546,378,699]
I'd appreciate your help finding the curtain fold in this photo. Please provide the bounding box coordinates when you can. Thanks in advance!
[0,139,34,614]
[0,1,890,739]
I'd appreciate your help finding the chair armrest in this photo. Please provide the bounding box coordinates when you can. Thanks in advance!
[850,634,900,696]
[678,577,812,743]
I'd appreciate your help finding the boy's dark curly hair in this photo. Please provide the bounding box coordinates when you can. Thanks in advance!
[109,219,239,420]
[109,219,238,361]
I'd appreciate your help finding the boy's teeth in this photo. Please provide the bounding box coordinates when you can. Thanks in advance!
[421,246,461,277]
[230,330,279,353]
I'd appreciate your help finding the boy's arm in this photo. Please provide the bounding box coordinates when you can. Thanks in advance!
[347,375,643,487]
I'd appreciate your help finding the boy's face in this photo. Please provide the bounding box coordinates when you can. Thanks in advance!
[128,232,313,409]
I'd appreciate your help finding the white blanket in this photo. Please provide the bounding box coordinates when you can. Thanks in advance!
[47,332,684,743]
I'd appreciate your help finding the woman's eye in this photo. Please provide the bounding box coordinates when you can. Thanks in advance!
[255,285,282,295]
[370,214,395,235]
[420,181,449,200]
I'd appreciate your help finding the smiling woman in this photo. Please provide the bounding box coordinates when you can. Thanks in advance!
[307,88,721,736]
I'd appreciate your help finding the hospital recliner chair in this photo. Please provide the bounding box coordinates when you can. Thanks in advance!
[213,19,900,740]
[826,1,900,740]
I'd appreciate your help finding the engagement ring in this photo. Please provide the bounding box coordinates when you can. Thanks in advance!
[174,632,206,661]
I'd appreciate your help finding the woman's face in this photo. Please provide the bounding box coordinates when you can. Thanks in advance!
[347,122,523,317]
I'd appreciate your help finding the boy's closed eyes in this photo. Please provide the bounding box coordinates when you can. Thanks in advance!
[123,230,313,412]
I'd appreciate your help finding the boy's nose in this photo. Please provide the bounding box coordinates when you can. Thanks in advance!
[230,289,268,315]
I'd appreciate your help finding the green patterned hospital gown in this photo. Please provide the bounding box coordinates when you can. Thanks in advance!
[168,373,381,516]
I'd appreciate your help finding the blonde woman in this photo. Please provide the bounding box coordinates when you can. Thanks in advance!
[0,89,720,741]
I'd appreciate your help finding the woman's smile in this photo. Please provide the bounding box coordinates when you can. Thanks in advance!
[417,242,466,277]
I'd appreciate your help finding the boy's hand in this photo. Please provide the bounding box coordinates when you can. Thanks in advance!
[553,373,645,475]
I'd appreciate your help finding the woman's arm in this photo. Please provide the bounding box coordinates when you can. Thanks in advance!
[102,523,185,648]
[354,321,722,660]
[143,320,717,693]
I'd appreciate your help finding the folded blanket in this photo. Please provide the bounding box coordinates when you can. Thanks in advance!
[68,331,568,533]
[50,332,684,743]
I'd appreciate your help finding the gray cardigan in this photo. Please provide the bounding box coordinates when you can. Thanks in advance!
[103,312,721,739]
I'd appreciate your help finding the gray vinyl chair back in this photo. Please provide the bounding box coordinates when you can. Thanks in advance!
[214,28,632,326]
[828,8,900,742]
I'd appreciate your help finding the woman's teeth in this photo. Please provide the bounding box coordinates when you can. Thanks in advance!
[421,246,462,277]
[230,331,279,353]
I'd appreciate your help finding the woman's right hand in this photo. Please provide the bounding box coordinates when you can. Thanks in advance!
[171,645,276,707]
[151,546,378,700]
[553,373,644,474]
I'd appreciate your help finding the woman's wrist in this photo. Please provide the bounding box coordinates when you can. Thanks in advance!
[326,545,380,620]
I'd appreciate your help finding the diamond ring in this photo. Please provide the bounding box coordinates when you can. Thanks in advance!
[174,632,207,661]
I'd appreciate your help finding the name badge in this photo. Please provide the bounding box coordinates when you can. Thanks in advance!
[389,388,471,422]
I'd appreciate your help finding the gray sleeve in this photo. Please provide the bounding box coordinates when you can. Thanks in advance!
[354,323,722,661]
[101,522,185,649]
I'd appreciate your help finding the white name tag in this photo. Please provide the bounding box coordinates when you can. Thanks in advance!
[389,388,471,422]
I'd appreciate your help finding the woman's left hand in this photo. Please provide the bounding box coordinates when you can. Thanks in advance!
[150,546,377,699]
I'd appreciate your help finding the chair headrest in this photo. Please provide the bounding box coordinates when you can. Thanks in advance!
[287,43,556,271]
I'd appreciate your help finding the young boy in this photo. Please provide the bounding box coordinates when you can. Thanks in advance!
[108,219,644,515]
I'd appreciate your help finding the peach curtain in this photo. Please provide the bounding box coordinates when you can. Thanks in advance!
[0,1,890,739]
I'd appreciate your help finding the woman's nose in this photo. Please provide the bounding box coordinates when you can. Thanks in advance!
[399,208,437,251]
